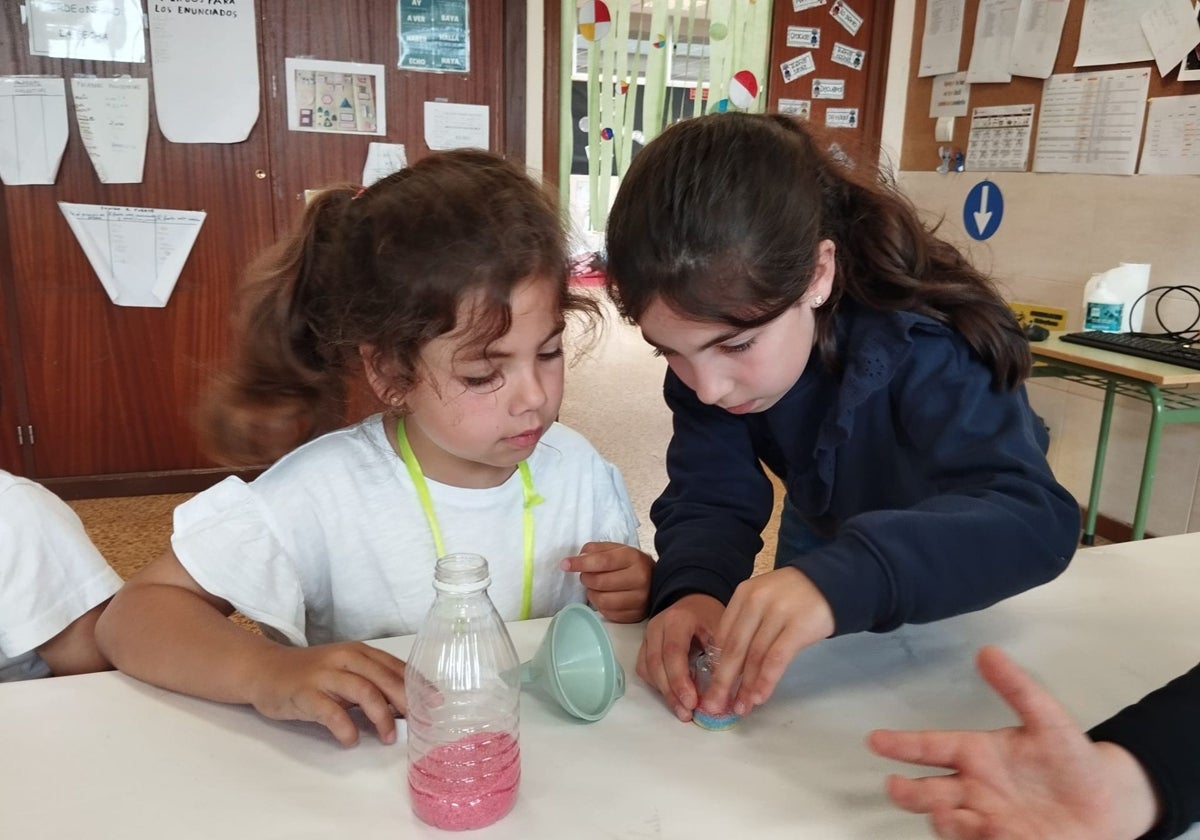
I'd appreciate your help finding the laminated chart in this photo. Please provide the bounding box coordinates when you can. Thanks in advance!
[58,203,206,308]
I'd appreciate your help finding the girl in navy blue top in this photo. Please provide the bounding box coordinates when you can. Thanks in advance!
[604,113,1080,724]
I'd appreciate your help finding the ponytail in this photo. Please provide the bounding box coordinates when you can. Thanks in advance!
[198,187,356,466]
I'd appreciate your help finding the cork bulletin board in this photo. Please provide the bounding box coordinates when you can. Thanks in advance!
[901,0,1196,172]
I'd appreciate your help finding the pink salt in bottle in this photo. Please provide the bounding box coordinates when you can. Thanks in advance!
[406,553,521,830]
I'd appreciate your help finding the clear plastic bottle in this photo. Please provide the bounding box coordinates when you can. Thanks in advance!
[689,642,742,731]
[406,553,521,830]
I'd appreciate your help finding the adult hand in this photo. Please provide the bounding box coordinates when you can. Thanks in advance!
[248,642,408,747]
[866,646,1160,840]
[561,542,653,622]
[635,593,724,721]
[704,566,834,717]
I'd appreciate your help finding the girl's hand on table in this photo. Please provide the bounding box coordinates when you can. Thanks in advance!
[866,646,1160,840]
[248,642,408,747]
[562,541,654,623]
[636,593,724,721]
[704,567,835,717]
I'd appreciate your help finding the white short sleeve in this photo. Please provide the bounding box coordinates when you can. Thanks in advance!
[172,477,308,646]
[0,476,123,682]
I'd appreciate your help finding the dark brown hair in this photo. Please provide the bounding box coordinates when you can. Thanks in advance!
[605,113,1027,389]
[201,150,598,466]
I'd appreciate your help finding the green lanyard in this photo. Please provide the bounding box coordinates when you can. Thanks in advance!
[397,418,543,620]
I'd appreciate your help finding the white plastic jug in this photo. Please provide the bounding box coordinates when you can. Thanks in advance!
[1083,272,1124,333]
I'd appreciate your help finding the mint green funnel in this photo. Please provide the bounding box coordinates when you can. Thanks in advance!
[520,603,625,722]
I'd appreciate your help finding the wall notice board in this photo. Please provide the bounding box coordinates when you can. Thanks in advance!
[901,0,1195,172]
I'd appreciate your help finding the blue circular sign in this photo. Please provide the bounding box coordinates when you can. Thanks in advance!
[963,179,1003,241]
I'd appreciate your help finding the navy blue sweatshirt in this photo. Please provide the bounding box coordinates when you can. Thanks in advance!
[649,304,1080,634]
[1088,664,1200,840]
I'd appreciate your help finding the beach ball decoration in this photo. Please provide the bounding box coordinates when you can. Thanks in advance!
[600,127,614,140]
[653,34,667,49]
[714,98,730,112]
[729,70,759,110]
[579,1,611,42]
[709,21,728,41]
[620,78,629,95]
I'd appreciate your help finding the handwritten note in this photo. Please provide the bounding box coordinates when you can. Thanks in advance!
[27,0,146,63]
[148,0,259,143]
[71,77,149,183]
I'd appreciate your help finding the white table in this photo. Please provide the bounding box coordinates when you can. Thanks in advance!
[5,535,1200,839]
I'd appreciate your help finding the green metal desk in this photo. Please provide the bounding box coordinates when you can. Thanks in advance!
[1030,334,1200,544]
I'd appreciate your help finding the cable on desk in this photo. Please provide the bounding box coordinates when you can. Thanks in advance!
[1127,286,1200,344]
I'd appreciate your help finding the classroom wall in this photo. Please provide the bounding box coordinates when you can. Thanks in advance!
[885,3,1200,536]
[527,3,1200,538]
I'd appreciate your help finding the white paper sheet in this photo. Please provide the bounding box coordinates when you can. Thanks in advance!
[965,103,1034,171]
[27,0,146,63]
[930,72,970,117]
[1033,68,1150,175]
[71,77,149,184]
[1075,0,1154,67]
[362,142,407,185]
[148,0,259,143]
[1139,94,1200,174]
[1139,0,1200,79]
[918,0,965,77]
[966,0,1021,84]
[0,76,68,185]
[1009,0,1069,78]
[59,203,206,308]
[423,101,489,151]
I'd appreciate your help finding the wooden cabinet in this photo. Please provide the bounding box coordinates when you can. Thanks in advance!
[0,1,521,497]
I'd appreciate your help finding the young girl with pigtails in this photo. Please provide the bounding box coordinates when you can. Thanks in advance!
[98,150,652,746]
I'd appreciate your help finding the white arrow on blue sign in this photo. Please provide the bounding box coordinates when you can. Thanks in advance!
[963,179,1003,241]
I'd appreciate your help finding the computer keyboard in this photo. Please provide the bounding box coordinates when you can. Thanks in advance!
[1059,331,1200,371]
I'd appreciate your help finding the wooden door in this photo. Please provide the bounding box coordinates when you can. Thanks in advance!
[768,0,893,154]
[0,192,32,474]
[261,1,513,229]
[258,1,518,424]
[0,4,277,489]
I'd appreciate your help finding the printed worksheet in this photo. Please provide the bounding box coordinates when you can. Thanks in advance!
[1010,0,1069,78]
[965,103,1035,171]
[1139,94,1200,175]
[1033,68,1150,175]
[919,0,965,77]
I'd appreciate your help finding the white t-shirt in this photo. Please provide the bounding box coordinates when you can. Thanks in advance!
[172,416,642,645]
[0,472,123,682]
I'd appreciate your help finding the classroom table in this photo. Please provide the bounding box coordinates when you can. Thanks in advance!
[1030,332,1200,543]
[5,534,1200,839]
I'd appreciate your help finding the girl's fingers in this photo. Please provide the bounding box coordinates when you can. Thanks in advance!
[975,646,1073,734]
[884,773,968,813]
[867,728,972,770]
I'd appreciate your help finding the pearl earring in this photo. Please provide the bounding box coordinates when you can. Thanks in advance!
[812,295,825,307]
